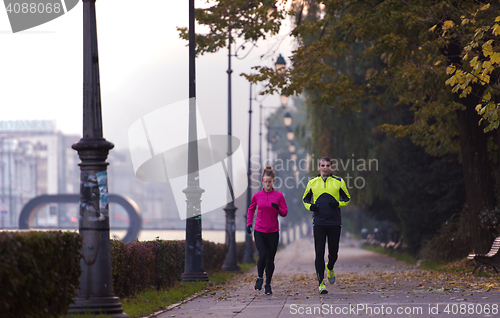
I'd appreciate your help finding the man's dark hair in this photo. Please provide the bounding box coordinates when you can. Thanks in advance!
[318,156,332,165]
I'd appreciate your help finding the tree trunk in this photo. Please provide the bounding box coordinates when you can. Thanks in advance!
[455,98,497,253]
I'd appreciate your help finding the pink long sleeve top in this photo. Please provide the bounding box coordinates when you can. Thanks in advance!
[247,188,288,233]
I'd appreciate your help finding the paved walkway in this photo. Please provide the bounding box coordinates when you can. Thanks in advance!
[155,237,500,318]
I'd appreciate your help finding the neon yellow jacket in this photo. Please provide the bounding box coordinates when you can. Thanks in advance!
[302,175,351,226]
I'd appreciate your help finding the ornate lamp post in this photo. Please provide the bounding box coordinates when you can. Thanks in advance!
[222,29,241,272]
[182,0,208,282]
[243,83,255,264]
[259,53,290,168]
[69,0,128,316]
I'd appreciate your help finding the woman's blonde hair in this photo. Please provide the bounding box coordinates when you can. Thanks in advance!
[261,165,275,181]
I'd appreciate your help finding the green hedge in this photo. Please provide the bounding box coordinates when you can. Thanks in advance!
[111,239,228,297]
[0,231,230,315]
[0,231,83,318]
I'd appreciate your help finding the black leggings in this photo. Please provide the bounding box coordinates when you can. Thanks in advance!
[254,230,280,285]
[313,225,341,284]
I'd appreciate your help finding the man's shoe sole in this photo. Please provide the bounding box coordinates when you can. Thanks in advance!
[320,289,328,294]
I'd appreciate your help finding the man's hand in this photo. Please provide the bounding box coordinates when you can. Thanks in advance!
[310,204,318,212]
[329,199,339,208]
[271,203,279,211]
[246,225,253,234]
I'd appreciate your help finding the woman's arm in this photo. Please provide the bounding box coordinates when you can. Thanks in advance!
[278,193,288,217]
[247,194,258,226]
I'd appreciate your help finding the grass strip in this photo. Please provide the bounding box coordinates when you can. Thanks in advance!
[65,261,256,318]
[361,244,500,278]
[361,244,417,264]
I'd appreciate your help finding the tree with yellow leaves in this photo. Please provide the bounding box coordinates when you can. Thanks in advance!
[243,0,500,254]
[182,0,500,254]
[441,4,500,132]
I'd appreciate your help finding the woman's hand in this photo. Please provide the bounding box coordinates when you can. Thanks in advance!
[246,225,253,234]
[271,203,279,211]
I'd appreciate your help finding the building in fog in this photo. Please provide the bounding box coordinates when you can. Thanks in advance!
[106,149,228,230]
[0,120,229,230]
[0,120,80,228]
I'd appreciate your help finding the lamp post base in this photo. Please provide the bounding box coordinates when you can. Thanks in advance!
[69,296,129,317]
[222,204,241,272]
[182,271,209,282]
[242,232,255,263]
[222,263,241,272]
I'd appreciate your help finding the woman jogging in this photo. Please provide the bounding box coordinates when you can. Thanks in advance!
[247,166,288,295]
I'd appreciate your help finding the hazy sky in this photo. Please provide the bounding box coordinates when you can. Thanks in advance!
[0,0,296,156]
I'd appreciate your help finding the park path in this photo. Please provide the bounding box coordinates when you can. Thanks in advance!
[154,237,500,318]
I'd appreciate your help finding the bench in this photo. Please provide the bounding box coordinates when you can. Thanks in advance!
[387,236,402,255]
[467,236,500,274]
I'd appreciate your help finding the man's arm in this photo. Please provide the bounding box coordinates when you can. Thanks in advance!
[302,180,317,211]
[338,178,351,207]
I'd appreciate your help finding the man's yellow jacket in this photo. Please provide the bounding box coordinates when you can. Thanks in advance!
[302,175,351,226]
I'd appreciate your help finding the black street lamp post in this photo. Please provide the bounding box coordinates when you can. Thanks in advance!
[182,0,208,282]
[69,0,128,316]
[243,83,255,264]
[259,53,290,168]
[266,125,294,163]
[222,33,241,272]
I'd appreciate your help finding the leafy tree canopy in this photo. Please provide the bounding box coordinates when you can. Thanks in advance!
[177,0,284,56]
[244,0,500,156]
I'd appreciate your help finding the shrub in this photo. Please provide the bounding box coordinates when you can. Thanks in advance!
[0,231,82,318]
[203,240,229,272]
[111,239,227,297]
[110,240,158,297]
[419,211,472,262]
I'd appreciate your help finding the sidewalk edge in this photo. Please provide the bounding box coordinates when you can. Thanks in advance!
[140,289,210,318]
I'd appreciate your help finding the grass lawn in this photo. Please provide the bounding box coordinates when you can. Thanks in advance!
[361,244,499,277]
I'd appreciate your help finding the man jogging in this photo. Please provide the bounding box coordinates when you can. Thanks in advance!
[302,157,351,294]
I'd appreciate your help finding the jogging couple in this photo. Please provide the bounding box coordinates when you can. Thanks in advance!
[246,157,351,295]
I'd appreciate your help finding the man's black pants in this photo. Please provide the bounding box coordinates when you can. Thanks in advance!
[313,224,341,284]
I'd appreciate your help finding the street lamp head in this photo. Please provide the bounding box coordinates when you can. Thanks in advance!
[286,127,295,141]
[275,54,286,72]
[275,54,288,106]
[288,143,296,153]
[280,94,289,106]
[283,112,292,127]
[291,154,298,161]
